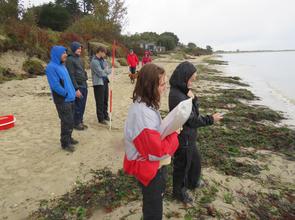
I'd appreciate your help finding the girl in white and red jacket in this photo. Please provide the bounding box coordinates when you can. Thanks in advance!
[124,63,179,220]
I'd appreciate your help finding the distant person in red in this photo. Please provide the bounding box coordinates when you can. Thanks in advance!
[142,50,152,67]
[127,49,139,83]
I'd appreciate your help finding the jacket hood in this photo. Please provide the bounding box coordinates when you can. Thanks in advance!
[169,61,197,94]
[50,46,67,64]
[70,41,81,54]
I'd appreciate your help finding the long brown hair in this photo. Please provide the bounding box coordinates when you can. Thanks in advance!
[132,63,165,109]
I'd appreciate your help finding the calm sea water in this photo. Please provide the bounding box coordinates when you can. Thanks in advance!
[221,51,295,127]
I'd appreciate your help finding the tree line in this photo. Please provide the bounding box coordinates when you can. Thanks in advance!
[1,0,126,39]
[0,0,212,59]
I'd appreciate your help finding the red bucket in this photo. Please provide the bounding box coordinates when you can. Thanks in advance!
[0,115,16,131]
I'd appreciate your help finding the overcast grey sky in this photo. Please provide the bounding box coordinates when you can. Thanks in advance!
[24,0,295,50]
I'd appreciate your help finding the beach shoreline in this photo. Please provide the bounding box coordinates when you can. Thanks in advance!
[218,52,295,129]
[1,54,294,220]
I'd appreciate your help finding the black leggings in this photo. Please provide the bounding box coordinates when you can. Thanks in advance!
[173,145,201,194]
[139,167,167,220]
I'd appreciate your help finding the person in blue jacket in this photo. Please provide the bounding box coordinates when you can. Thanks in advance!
[45,45,78,152]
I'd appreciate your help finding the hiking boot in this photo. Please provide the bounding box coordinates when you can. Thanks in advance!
[104,116,110,121]
[196,180,205,188]
[74,123,84,130]
[61,144,75,152]
[173,188,193,204]
[99,120,108,125]
[188,180,206,190]
[70,138,79,145]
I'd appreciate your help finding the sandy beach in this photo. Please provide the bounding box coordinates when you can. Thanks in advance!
[0,54,195,219]
[0,54,294,219]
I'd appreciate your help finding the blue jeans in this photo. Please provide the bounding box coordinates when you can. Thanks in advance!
[74,87,88,126]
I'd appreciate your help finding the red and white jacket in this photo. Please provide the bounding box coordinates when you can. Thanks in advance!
[123,101,179,186]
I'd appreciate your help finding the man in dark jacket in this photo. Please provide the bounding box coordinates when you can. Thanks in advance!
[45,46,78,152]
[169,61,223,204]
[66,41,88,130]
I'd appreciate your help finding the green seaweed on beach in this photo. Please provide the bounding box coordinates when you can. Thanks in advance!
[183,184,223,219]
[31,56,295,219]
[198,74,249,86]
[203,59,228,65]
[195,63,294,178]
[30,168,140,220]
[218,88,257,100]
[197,64,222,74]
[197,64,248,86]
[243,180,295,219]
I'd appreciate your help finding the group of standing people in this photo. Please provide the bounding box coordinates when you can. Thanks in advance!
[45,43,152,152]
[45,42,111,152]
[123,62,223,219]
[45,42,222,219]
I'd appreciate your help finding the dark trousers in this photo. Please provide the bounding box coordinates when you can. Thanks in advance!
[55,102,74,146]
[129,66,136,74]
[139,167,167,220]
[93,83,109,122]
[173,145,201,194]
[74,87,88,126]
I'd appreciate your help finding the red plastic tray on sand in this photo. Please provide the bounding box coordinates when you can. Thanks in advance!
[0,115,16,131]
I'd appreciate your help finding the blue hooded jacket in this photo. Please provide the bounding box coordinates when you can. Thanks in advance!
[46,46,75,103]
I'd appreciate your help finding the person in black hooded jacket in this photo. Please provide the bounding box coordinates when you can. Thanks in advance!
[169,61,223,204]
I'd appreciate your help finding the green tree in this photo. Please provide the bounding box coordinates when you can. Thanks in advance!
[160,32,179,46]
[55,0,81,20]
[80,0,127,24]
[184,46,213,56]
[92,0,109,20]
[121,32,159,47]
[67,0,126,41]
[68,15,120,40]
[188,42,197,49]
[108,0,127,27]
[206,45,213,53]
[38,3,71,31]
[157,35,176,50]
[22,7,37,25]
[79,0,127,26]
[140,32,159,42]
[0,0,19,22]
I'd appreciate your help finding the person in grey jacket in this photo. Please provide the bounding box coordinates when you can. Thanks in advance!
[90,46,112,125]
[66,41,88,130]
